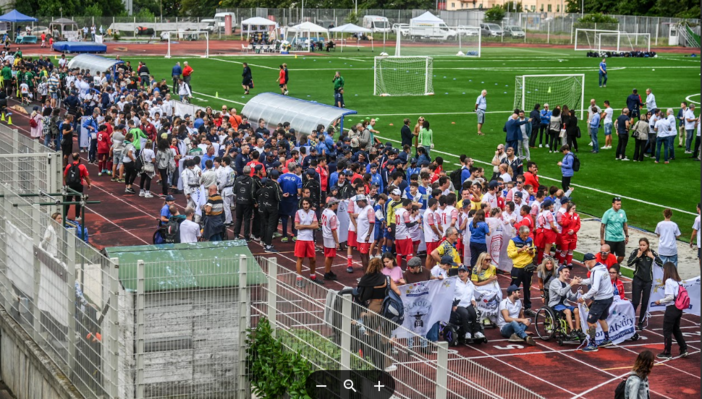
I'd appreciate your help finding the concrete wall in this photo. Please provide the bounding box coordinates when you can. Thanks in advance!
[0,307,82,399]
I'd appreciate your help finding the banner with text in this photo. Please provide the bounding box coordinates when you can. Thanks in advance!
[648,266,701,316]
[394,277,456,339]
[578,296,636,345]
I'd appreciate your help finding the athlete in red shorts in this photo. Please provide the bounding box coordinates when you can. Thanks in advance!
[354,195,376,272]
[294,198,320,286]
[322,198,341,281]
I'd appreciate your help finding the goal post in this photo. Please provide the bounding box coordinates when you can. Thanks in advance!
[574,28,619,51]
[514,74,585,120]
[598,32,651,53]
[374,56,434,96]
[163,30,210,59]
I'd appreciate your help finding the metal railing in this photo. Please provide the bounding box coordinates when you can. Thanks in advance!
[252,257,545,399]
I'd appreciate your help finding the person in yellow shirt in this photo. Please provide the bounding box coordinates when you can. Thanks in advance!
[507,225,537,315]
[471,252,498,287]
[470,182,483,211]
[430,226,463,276]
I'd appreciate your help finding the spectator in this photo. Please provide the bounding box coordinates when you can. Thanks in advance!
[557,145,574,191]
[468,211,490,268]
[63,152,92,222]
[400,118,413,147]
[595,244,619,268]
[615,108,631,161]
[600,197,629,264]
[528,103,542,148]
[475,89,487,135]
[630,114,650,162]
[497,285,535,345]
[624,350,654,398]
[654,262,688,359]
[626,88,644,119]
[578,253,614,352]
[684,103,697,154]
[628,237,662,330]
[609,264,626,300]
[655,208,681,266]
[547,106,561,152]
[179,207,201,243]
[589,106,602,153]
[536,256,557,293]
[203,184,225,241]
[507,225,537,316]
[564,109,579,153]
[537,103,551,148]
[601,100,614,149]
[452,264,485,342]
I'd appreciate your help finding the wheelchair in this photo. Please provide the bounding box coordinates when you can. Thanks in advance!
[440,308,488,347]
[534,304,641,346]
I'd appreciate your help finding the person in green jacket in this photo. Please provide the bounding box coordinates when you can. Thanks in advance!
[127,119,147,155]
[332,71,344,108]
[418,119,434,157]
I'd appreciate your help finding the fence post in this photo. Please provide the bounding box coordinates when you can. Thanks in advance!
[108,257,120,399]
[547,21,550,44]
[238,255,250,399]
[435,341,448,399]
[136,260,145,399]
[266,257,277,337]
[65,228,77,378]
[340,295,352,370]
[32,204,42,343]
[655,18,659,45]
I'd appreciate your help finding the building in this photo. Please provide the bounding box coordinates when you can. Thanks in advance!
[445,0,568,13]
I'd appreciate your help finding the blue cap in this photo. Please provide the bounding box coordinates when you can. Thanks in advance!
[583,253,596,261]
[506,284,522,295]
[440,255,457,266]
[458,265,469,272]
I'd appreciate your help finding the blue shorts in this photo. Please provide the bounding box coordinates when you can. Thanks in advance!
[553,304,575,313]
[384,226,395,240]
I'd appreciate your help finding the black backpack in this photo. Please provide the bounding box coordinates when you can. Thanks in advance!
[571,153,581,172]
[449,168,463,191]
[163,217,183,243]
[614,379,626,399]
[380,276,405,325]
[66,164,81,186]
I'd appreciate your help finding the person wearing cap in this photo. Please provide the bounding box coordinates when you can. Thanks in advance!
[432,255,455,280]
[548,264,585,341]
[535,199,558,264]
[294,197,320,287]
[257,169,283,253]
[507,225,536,315]
[578,253,614,352]
[278,161,303,243]
[452,264,486,343]
[321,198,341,280]
[557,202,580,267]
[497,284,535,345]
[600,197,629,264]
[403,256,433,284]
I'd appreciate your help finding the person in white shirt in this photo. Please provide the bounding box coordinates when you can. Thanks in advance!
[653,109,673,164]
[691,203,701,270]
[655,208,681,267]
[475,89,487,135]
[354,195,376,272]
[578,253,614,352]
[294,197,320,286]
[322,198,341,281]
[497,285,535,345]
[423,198,442,268]
[179,208,201,243]
[394,199,417,268]
[683,103,696,153]
[431,255,454,280]
[645,88,657,111]
[450,265,486,342]
[601,100,615,149]
[481,181,500,210]
[653,262,688,359]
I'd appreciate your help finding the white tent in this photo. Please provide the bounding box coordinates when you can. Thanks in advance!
[285,22,329,53]
[329,23,374,52]
[241,16,278,40]
[410,11,446,24]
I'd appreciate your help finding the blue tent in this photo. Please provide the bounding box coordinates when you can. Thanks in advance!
[0,10,37,22]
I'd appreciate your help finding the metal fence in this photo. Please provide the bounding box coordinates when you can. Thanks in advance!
[252,257,545,399]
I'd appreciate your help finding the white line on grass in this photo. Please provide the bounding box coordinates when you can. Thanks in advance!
[193,91,247,106]
[372,134,697,216]
[357,106,686,118]
[686,93,701,104]
[338,57,368,62]
[209,57,278,70]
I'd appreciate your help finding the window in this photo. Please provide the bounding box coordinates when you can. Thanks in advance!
[531,5,535,11]
[548,4,552,12]
[451,2,455,8]
[479,4,483,9]
[557,5,560,12]
[540,5,544,11]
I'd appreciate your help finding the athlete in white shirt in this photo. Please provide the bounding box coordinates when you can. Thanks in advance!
[423,198,442,268]
[354,195,376,272]
[394,199,418,268]
[322,199,341,281]
[294,198,320,286]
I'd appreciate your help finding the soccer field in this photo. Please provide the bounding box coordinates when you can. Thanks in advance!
[124,47,701,236]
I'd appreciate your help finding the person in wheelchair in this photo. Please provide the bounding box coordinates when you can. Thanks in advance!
[548,265,586,341]
[450,265,486,343]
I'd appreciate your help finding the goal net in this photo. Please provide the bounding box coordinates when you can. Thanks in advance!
[392,25,481,57]
[574,29,619,51]
[162,30,210,58]
[514,74,585,119]
[597,32,651,52]
[374,56,434,96]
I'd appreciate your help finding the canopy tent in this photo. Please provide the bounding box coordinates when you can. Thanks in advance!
[242,92,356,137]
[49,18,80,41]
[0,10,37,39]
[285,22,329,52]
[67,54,123,74]
[240,16,279,41]
[410,11,445,24]
[329,23,374,52]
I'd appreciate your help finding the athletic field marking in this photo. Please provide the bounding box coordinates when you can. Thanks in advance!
[356,105,685,118]
[193,91,246,106]
[373,134,696,216]
[338,57,368,62]
[209,57,278,70]
[686,93,701,104]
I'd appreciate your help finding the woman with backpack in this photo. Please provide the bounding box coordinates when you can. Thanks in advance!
[622,350,654,398]
[654,262,688,359]
[29,106,42,139]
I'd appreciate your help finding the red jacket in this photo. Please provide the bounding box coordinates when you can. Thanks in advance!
[523,171,539,192]
[560,212,581,242]
[183,65,193,77]
[612,279,626,300]
[515,214,534,239]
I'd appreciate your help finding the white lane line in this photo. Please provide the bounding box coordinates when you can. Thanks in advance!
[373,134,697,216]
[192,91,247,106]
[209,57,278,70]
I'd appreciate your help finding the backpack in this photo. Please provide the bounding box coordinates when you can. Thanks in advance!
[614,378,627,399]
[675,283,690,311]
[163,217,183,244]
[30,116,37,128]
[66,163,82,186]
[571,153,581,172]
[380,276,405,325]
[449,168,463,191]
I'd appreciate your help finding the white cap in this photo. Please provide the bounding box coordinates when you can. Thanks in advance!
[391,189,401,196]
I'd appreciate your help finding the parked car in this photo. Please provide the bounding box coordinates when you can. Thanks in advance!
[393,23,409,36]
[480,23,503,37]
[504,25,526,38]
[456,26,480,37]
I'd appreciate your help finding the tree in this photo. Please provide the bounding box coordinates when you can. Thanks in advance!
[501,2,523,12]
[484,6,506,23]
[577,13,619,24]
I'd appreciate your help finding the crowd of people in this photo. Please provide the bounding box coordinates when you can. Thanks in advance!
[6,52,694,375]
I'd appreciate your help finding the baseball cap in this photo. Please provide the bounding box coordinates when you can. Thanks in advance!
[306,168,316,176]
[184,114,191,118]
[355,195,368,203]
[488,180,500,189]
[391,188,401,196]
[407,257,422,268]
[514,192,523,198]
[506,284,522,295]
[542,199,553,208]
[583,253,596,261]
[269,169,280,179]
[343,170,353,176]
[254,164,263,170]
[289,128,296,134]
[326,197,340,205]
[440,255,457,266]
[557,264,572,274]
[458,265,469,272]
[370,163,378,169]
[165,195,176,202]
[560,197,570,204]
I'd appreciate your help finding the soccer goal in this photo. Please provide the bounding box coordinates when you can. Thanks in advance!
[374,56,434,96]
[597,32,651,52]
[393,25,480,57]
[162,30,210,59]
[574,28,619,51]
[513,74,585,119]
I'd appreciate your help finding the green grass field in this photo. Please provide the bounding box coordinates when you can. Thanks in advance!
[122,46,701,237]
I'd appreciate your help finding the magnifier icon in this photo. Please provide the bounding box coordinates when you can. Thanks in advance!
[343,379,357,392]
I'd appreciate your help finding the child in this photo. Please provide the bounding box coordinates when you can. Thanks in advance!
[321,198,340,281]
[294,197,320,286]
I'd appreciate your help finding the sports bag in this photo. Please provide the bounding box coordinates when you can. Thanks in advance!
[675,283,690,311]
[381,276,405,325]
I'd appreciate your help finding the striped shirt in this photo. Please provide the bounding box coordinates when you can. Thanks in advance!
[206,194,224,216]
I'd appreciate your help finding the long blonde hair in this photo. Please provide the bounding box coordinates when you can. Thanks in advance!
[537,256,557,277]
[474,252,492,274]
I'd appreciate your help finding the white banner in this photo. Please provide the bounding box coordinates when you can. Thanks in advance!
[648,266,701,316]
[394,277,457,339]
[474,280,503,323]
[578,296,636,345]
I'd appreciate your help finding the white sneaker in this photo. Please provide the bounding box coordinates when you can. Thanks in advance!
[621,157,630,161]
[384,364,397,372]
[98,172,102,176]
[464,332,472,340]
[545,144,549,148]
[539,144,543,148]
[474,332,485,339]
[144,192,154,198]
[139,190,145,197]
[588,142,593,146]
[284,90,289,95]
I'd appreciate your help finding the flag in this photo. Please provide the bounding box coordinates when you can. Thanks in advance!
[394,278,457,339]
[648,266,701,316]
